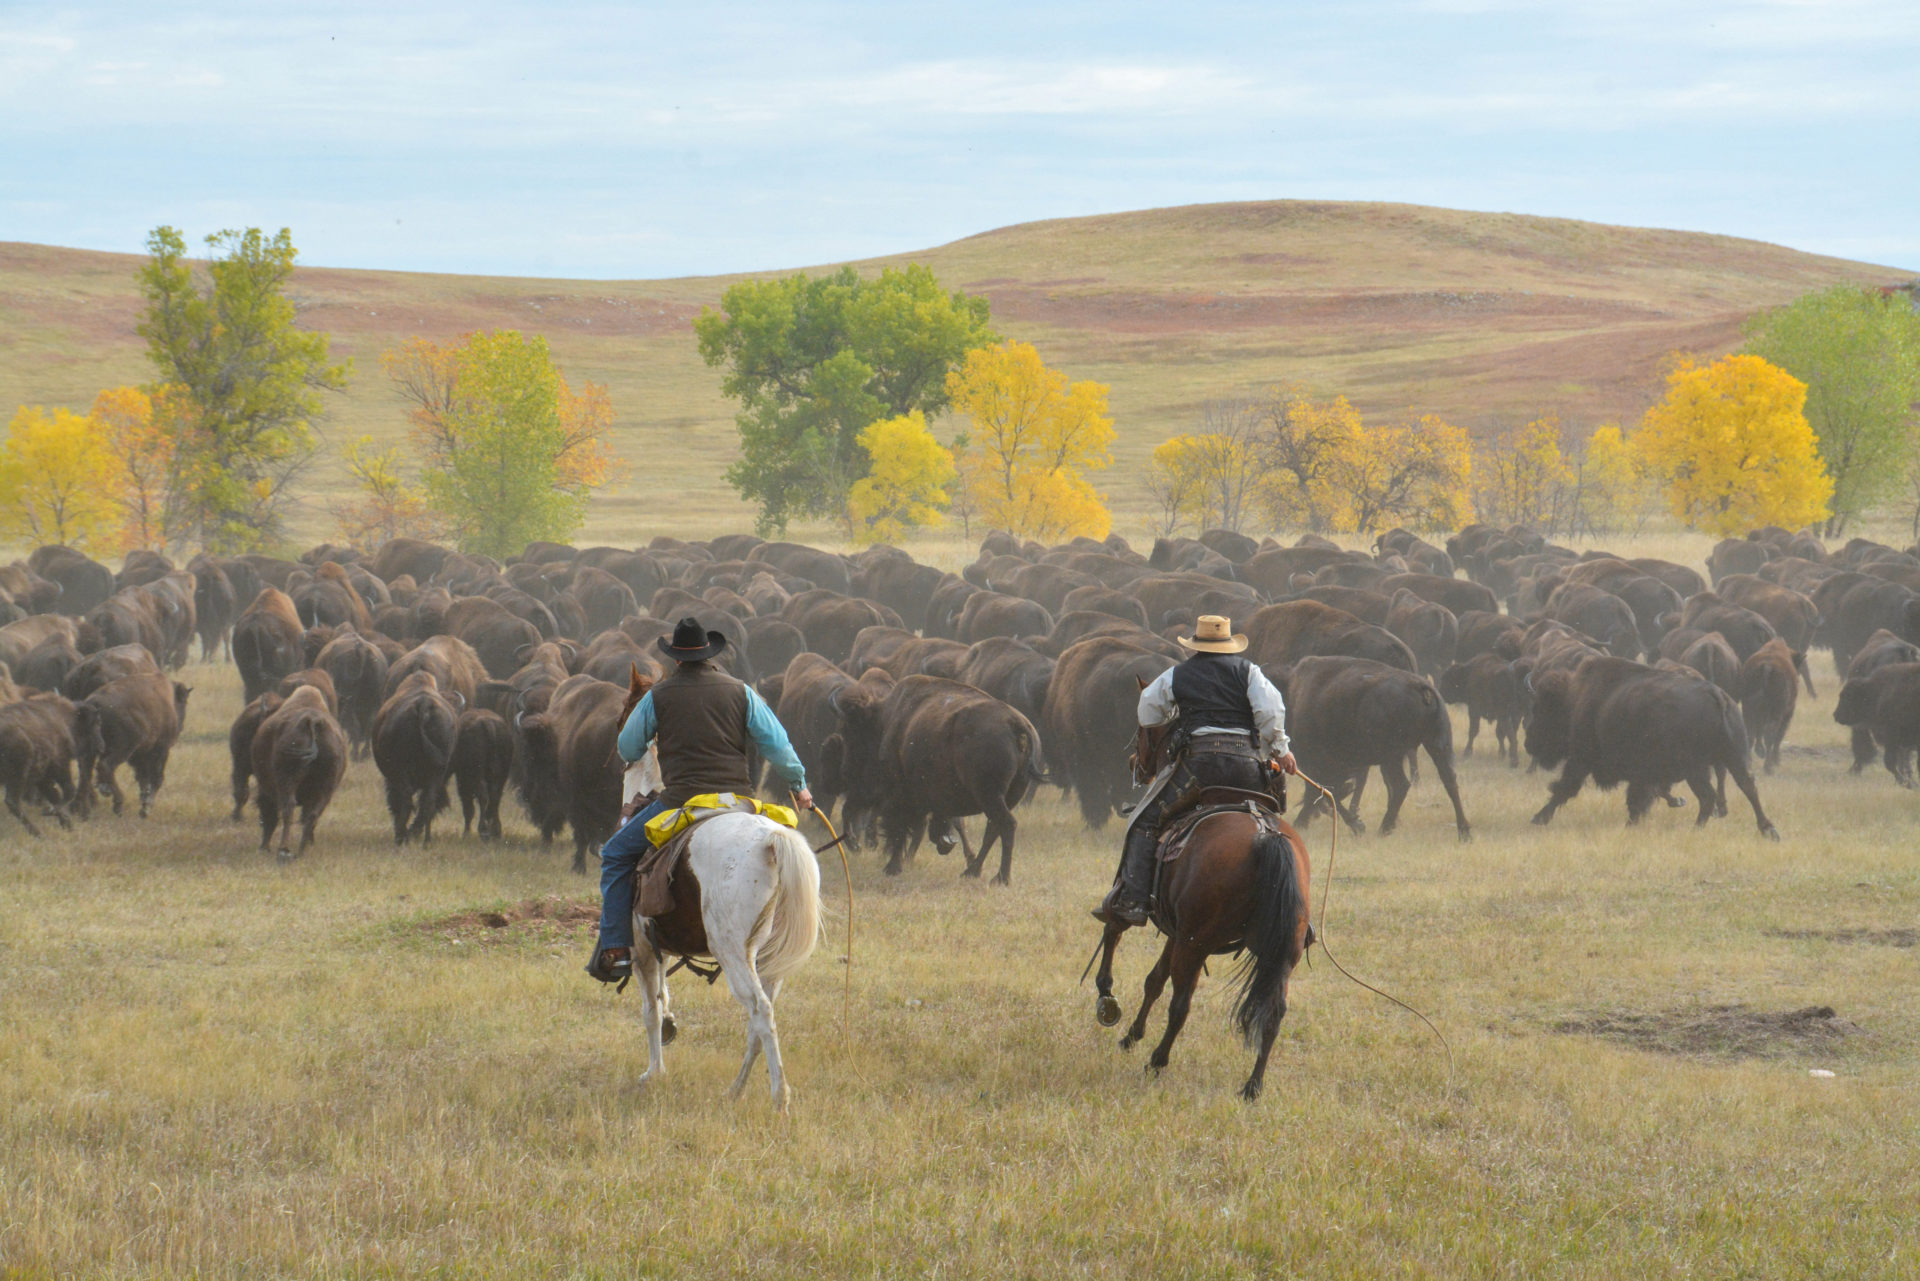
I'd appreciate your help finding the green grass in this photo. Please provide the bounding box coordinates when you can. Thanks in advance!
[4,530,1919,1278]
[0,201,1906,548]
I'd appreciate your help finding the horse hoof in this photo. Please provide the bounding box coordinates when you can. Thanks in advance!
[1096,995,1122,1027]
[660,1015,677,1045]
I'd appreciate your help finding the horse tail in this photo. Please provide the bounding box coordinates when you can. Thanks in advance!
[755,820,822,984]
[1230,831,1306,1049]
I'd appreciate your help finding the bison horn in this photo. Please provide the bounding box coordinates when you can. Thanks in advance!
[828,686,843,714]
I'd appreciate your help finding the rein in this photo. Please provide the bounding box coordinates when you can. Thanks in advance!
[1292,768,1455,1090]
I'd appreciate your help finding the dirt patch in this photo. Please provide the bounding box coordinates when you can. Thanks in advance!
[1553,1004,1859,1060]
[423,896,599,942]
[1767,927,1918,948]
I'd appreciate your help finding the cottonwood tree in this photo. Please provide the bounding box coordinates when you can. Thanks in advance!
[330,435,443,548]
[1148,399,1263,536]
[137,226,348,551]
[1636,354,1832,537]
[1744,286,1920,534]
[695,265,994,533]
[89,384,183,551]
[385,331,616,558]
[946,341,1114,542]
[1473,417,1570,530]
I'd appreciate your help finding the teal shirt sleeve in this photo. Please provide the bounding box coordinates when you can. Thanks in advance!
[616,691,656,763]
[744,686,807,791]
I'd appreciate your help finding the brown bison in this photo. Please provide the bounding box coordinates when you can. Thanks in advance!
[1439,654,1524,766]
[187,554,238,661]
[1527,657,1776,837]
[1245,600,1417,672]
[233,588,307,702]
[0,693,87,835]
[1040,636,1174,827]
[383,634,486,707]
[27,546,114,617]
[955,591,1054,644]
[251,685,349,859]
[1715,575,1820,693]
[1385,590,1458,676]
[454,708,515,839]
[1374,572,1495,618]
[1833,660,1920,786]
[772,654,894,831]
[1738,638,1800,773]
[314,630,389,759]
[514,672,629,870]
[956,637,1055,728]
[1281,656,1471,840]
[1839,631,1920,772]
[373,671,461,844]
[74,671,191,818]
[824,674,1045,882]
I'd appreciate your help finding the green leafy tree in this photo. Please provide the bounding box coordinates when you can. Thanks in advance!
[385,332,617,558]
[695,265,994,533]
[1743,286,1920,534]
[137,226,349,551]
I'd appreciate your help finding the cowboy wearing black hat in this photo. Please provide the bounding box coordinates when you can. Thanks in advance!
[1095,614,1296,928]
[586,616,812,983]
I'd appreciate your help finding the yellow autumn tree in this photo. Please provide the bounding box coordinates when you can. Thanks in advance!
[1568,424,1654,537]
[846,411,956,545]
[1254,387,1364,531]
[1474,416,1571,528]
[946,341,1113,542]
[1147,401,1262,536]
[331,435,443,547]
[1636,354,1833,537]
[90,384,184,552]
[1329,413,1475,533]
[0,406,127,555]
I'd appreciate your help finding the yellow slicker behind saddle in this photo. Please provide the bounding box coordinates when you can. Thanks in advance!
[635,793,801,921]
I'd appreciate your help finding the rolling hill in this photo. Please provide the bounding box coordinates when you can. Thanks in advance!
[0,201,1906,546]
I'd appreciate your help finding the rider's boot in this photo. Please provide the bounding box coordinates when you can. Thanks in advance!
[1093,825,1157,927]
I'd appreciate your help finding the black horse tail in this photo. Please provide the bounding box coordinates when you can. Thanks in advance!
[1230,832,1305,1048]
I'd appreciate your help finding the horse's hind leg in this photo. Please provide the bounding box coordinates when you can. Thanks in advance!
[633,943,670,1088]
[1147,943,1208,1075]
[1242,979,1290,1102]
[1120,939,1173,1052]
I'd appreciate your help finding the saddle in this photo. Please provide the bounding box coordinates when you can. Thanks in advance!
[1155,787,1288,864]
[635,824,697,921]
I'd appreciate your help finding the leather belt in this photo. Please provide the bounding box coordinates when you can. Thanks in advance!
[1184,734,1259,757]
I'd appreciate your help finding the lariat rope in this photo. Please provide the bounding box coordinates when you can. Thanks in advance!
[795,793,854,1060]
[1290,767,1455,1090]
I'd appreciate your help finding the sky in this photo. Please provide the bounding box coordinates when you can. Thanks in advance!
[2,0,1915,278]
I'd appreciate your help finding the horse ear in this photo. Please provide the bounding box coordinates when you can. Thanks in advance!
[629,663,644,692]
[1136,675,1150,691]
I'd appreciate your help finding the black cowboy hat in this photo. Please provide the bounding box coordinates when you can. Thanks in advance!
[658,615,728,663]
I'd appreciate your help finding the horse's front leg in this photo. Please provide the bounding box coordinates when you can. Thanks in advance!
[1092,920,1126,1027]
[633,941,670,1088]
[1121,938,1173,1051]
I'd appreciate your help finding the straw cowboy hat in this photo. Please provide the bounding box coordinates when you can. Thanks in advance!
[1177,614,1247,654]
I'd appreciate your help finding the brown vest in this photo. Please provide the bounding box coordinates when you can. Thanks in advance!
[649,661,753,808]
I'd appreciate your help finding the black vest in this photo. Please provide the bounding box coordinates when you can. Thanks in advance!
[649,661,754,808]
[1169,653,1256,736]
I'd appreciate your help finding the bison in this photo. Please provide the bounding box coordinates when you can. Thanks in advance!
[233,588,307,702]
[1439,654,1524,766]
[251,685,349,859]
[1245,600,1417,672]
[1833,660,1920,786]
[373,671,461,844]
[0,693,86,835]
[453,708,515,839]
[1526,657,1776,836]
[314,630,389,759]
[1040,636,1174,828]
[74,671,190,818]
[1839,631,1920,772]
[1738,638,1800,773]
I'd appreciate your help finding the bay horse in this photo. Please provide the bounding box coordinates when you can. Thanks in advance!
[613,668,824,1112]
[1090,712,1312,1100]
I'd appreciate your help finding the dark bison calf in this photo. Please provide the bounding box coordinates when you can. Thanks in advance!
[1839,631,1920,772]
[373,671,461,844]
[1738,638,1800,773]
[74,671,191,818]
[0,693,87,835]
[1281,656,1471,840]
[252,685,349,859]
[1438,655,1524,766]
[1527,657,1776,837]
[454,708,514,840]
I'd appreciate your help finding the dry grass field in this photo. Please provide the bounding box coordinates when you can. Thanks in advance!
[4,530,1919,1278]
[1,201,1907,545]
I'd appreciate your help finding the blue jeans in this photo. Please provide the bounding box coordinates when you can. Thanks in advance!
[597,799,669,952]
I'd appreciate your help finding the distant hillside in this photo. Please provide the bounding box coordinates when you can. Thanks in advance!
[0,201,1904,545]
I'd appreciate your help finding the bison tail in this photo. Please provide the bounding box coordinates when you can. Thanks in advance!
[1230,831,1306,1049]
[756,821,822,984]
[1017,721,1052,785]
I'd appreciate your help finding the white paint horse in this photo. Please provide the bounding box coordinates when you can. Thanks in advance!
[622,755,822,1112]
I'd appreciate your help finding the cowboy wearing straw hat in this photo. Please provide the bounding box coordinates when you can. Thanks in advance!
[1094,614,1297,928]
[585,616,813,984]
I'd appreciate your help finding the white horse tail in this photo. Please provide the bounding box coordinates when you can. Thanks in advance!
[755,821,822,984]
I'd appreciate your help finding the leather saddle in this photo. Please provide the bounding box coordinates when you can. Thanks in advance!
[1155,787,1288,864]
[635,825,698,921]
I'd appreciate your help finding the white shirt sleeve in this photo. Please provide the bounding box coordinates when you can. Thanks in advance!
[1137,667,1178,727]
[1247,664,1291,759]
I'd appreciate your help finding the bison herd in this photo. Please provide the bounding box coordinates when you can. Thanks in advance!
[3,521,1919,868]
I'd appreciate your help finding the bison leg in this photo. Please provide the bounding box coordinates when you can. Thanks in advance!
[1146,943,1208,1076]
[1624,779,1659,824]
[986,799,1017,886]
[1683,769,1718,826]
[459,783,476,836]
[1423,740,1472,842]
[257,786,280,850]
[1463,712,1479,757]
[4,784,43,838]
[230,753,252,822]
[386,776,414,844]
[1377,755,1412,836]
[1850,726,1876,774]
[1120,939,1173,1052]
[99,760,127,817]
[1532,765,1589,826]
